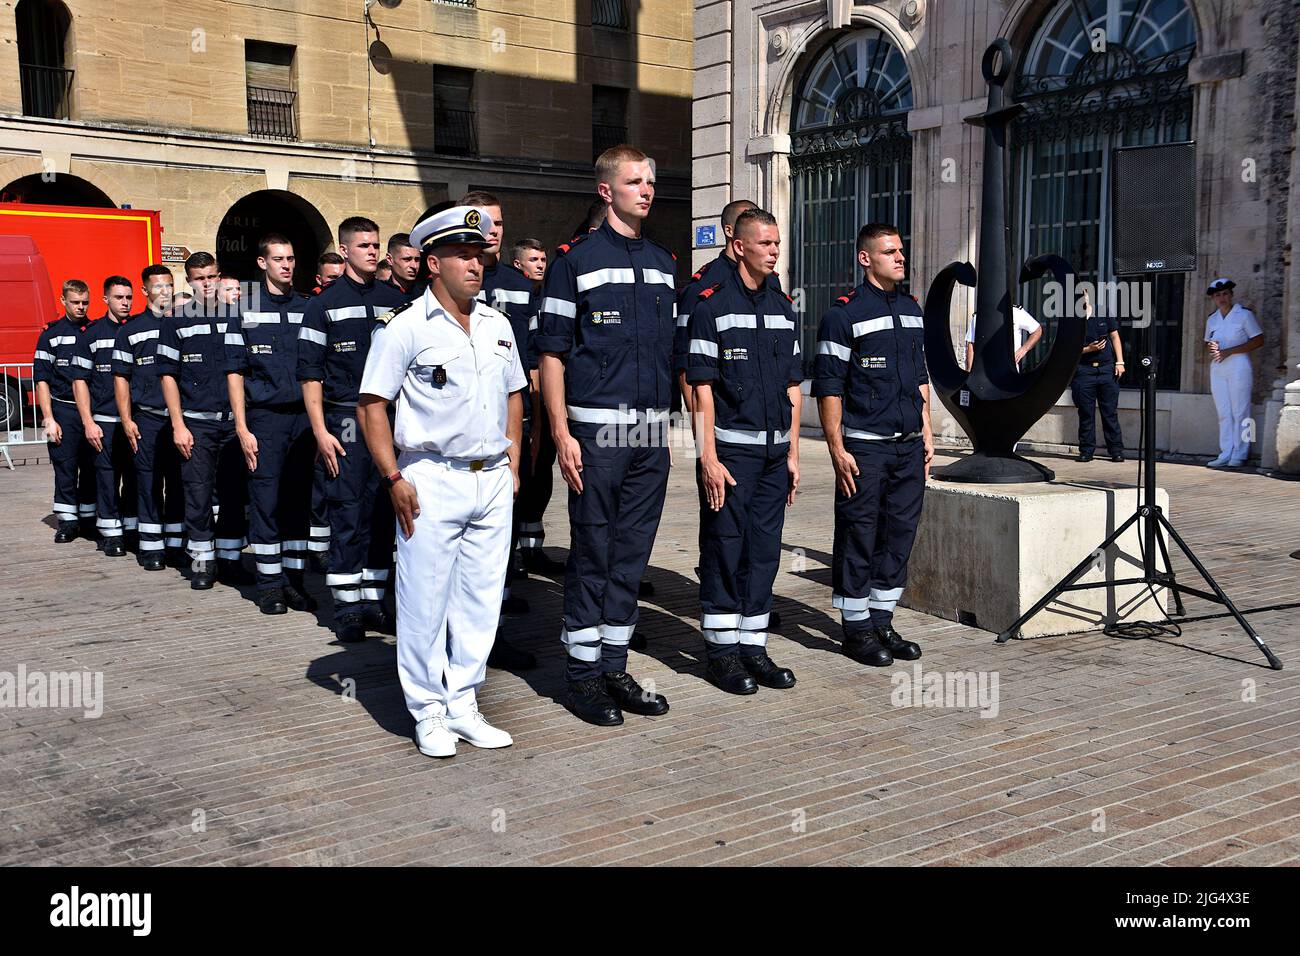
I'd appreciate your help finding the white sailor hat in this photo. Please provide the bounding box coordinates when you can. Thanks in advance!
[410,205,493,250]
[1206,277,1236,295]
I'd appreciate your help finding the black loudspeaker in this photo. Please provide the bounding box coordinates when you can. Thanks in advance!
[1111,141,1196,274]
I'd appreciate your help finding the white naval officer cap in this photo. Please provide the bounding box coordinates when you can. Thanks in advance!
[1206,277,1236,295]
[410,205,494,251]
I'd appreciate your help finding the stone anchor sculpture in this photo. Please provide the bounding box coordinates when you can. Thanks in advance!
[923,39,1085,483]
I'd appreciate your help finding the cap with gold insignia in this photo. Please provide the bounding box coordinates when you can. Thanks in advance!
[1206,277,1236,295]
[410,205,494,251]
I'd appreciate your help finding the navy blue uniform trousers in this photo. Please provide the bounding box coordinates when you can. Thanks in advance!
[697,444,789,661]
[323,404,394,624]
[92,420,138,538]
[48,401,97,526]
[133,411,184,555]
[246,404,314,593]
[1071,364,1123,456]
[832,437,925,636]
[561,424,670,680]
[181,418,248,566]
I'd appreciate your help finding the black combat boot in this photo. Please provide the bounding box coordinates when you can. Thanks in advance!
[705,654,758,696]
[565,676,623,726]
[741,652,796,689]
[603,671,669,716]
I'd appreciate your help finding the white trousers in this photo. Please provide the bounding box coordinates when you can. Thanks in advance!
[396,454,513,722]
[1210,354,1253,461]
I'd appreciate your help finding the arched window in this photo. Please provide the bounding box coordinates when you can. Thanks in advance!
[790,28,913,360]
[16,0,73,119]
[1013,0,1195,388]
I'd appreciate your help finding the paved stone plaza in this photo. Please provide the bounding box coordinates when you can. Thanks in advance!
[1,438,1297,866]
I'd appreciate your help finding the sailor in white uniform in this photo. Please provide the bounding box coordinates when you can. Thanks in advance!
[358,205,528,758]
[1203,278,1264,468]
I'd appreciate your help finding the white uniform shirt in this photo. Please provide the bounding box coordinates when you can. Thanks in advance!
[360,288,528,459]
[966,306,1041,370]
[1205,303,1262,352]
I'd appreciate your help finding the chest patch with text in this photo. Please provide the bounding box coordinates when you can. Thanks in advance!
[723,347,749,362]
[860,356,887,369]
[591,311,621,325]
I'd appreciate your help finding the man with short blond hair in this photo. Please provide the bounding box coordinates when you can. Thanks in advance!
[34,278,97,541]
[536,144,678,725]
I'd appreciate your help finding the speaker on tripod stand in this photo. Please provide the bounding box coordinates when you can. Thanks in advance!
[996,141,1282,670]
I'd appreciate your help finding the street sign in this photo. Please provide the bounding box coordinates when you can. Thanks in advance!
[161,244,191,263]
[694,224,717,248]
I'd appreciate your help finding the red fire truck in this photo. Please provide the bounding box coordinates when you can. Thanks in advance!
[0,203,163,433]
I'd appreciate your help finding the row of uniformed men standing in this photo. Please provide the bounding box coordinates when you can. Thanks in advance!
[363,145,935,756]
[32,199,556,668]
[35,151,937,755]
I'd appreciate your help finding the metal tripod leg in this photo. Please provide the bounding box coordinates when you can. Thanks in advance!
[1156,512,1282,670]
[1151,511,1185,616]
[995,511,1141,643]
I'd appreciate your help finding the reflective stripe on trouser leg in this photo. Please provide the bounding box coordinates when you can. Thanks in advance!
[181,418,230,563]
[517,410,556,546]
[832,440,888,637]
[49,401,86,522]
[869,441,924,626]
[214,423,248,561]
[92,420,134,536]
[309,453,331,552]
[562,431,669,677]
[397,458,512,722]
[133,412,167,551]
[325,405,386,622]
[246,405,291,590]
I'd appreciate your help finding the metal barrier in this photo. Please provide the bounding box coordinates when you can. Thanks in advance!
[1,363,45,470]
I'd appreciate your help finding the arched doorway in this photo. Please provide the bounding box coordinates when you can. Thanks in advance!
[789,27,913,360]
[0,172,113,207]
[16,0,72,119]
[1013,0,1196,388]
[215,190,331,294]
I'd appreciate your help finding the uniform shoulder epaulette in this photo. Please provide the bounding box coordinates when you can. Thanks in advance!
[835,289,858,305]
[375,300,416,326]
[698,281,724,300]
[910,293,920,304]
[690,269,704,283]
[556,233,589,256]
[785,292,795,305]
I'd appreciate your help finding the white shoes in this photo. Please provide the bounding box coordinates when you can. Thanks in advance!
[446,709,514,749]
[1228,458,1247,468]
[1206,455,1230,468]
[415,716,457,758]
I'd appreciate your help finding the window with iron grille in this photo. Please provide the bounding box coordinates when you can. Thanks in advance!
[432,0,475,7]
[592,86,628,161]
[1012,0,1196,389]
[593,0,630,30]
[434,66,478,157]
[16,0,74,119]
[245,40,298,141]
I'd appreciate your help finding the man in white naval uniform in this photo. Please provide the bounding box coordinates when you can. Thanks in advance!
[358,205,527,759]
[1203,277,1264,468]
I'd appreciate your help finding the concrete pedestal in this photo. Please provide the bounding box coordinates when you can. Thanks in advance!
[905,480,1171,637]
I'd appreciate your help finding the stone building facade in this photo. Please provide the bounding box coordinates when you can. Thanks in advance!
[0,0,693,290]
[692,0,1300,471]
